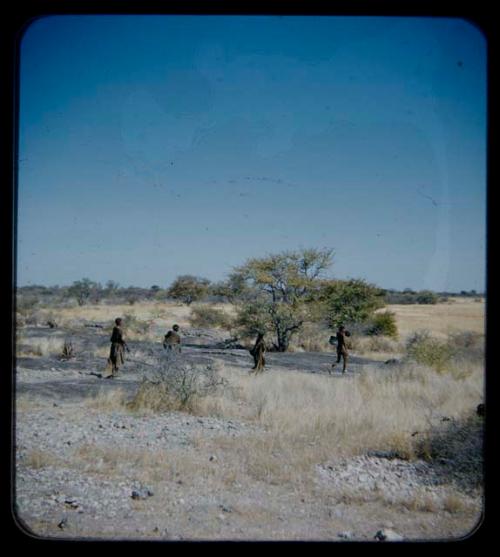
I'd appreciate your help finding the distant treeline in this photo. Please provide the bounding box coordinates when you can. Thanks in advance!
[15,279,484,309]
[383,288,484,305]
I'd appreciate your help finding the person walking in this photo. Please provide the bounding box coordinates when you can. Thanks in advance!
[106,317,129,378]
[330,325,351,374]
[250,333,266,373]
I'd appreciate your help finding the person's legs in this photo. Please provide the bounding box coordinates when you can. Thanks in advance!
[342,351,348,373]
[331,350,341,373]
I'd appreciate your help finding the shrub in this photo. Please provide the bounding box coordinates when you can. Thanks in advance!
[413,413,483,490]
[189,305,233,330]
[405,331,452,372]
[60,340,75,360]
[447,331,485,368]
[366,335,401,353]
[289,322,332,352]
[366,311,398,338]
[415,291,439,304]
[122,313,150,335]
[130,350,226,413]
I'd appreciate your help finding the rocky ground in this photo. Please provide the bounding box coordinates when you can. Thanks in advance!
[14,325,483,542]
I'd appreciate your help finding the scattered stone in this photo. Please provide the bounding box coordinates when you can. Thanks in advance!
[220,504,232,513]
[374,529,404,542]
[209,455,217,462]
[384,359,399,365]
[131,487,154,500]
[57,517,67,529]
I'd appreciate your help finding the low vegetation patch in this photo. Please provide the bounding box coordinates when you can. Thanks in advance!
[17,336,66,358]
[188,304,233,330]
[366,311,398,338]
[129,351,227,413]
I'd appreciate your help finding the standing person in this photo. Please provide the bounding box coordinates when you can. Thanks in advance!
[330,325,351,374]
[163,324,181,353]
[107,318,129,378]
[250,333,266,373]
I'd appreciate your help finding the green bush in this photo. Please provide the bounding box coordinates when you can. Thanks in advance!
[405,331,452,372]
[415,291,438,304]
[366,311,398,338]
[189,305,233,330]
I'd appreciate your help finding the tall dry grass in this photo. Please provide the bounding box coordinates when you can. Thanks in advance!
[197,359,484,460]
[16,336,66,358]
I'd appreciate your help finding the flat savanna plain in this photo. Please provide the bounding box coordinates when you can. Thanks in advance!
[14,298,485,541]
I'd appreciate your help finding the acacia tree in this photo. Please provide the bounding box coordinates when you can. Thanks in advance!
[231,248,334,352]
[167,275,211,305]
[66,278,102,306]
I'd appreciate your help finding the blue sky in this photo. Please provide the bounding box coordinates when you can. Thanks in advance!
[17,15,487,292]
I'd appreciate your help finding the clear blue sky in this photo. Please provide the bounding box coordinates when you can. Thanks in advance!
[17,15,487,292]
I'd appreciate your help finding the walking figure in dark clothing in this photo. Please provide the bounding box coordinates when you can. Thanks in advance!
[107,317,129,378]
[250,333,266,373]
[330,325,351,374]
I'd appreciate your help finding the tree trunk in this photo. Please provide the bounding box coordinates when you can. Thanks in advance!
[276,326,290,352]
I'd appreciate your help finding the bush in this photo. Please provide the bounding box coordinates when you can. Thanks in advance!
[415,291,438,304]
[130,350,225,413]
[122,313,150,335]
[384,290,440,305]
[17,296,39,314]
[366,311,398,338]
[413,413,483,489]
[289,322,332,352]
[405,331,452,372]
[189,305,233,330]
[366,336,401,353]
[447,331,485,366]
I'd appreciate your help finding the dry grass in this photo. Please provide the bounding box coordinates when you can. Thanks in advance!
[70,442,222,485]
[36,301,235,330]
[16,336,65,358]
[23,449,60,469]
[288,322,332,353]
[350,335,405,360]
[194,357,484,468]
[383,298,485,342]
[85,388,129,411]
[16,395,49,412]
